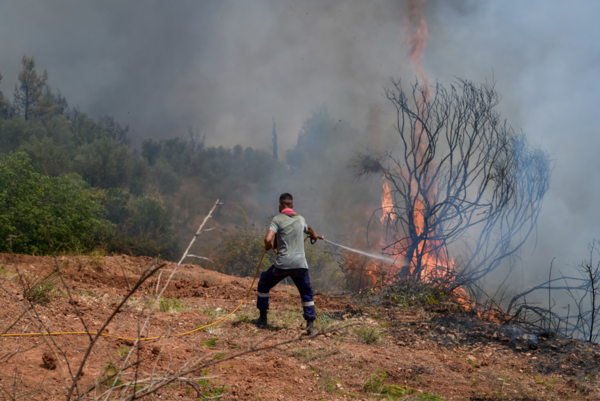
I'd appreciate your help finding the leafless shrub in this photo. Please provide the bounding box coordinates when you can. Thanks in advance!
[506,241,600,343]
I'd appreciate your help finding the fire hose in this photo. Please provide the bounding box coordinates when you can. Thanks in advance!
[0,236,322,341]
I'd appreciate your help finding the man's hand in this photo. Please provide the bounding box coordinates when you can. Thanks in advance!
[306,225,323,241]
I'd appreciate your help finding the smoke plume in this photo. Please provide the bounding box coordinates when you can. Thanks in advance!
[1,0,600,295]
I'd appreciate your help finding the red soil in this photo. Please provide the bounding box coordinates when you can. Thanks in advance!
[0,253,599,400]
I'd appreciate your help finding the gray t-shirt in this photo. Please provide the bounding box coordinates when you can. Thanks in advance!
[269,213,309,270]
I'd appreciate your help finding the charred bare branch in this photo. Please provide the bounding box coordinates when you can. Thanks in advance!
[506,241,600,342]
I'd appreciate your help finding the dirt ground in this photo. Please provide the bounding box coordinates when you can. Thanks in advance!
[0,253,599,400]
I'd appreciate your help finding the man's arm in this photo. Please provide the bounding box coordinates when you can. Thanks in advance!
[264,230,276,250]
[305,225,323,241]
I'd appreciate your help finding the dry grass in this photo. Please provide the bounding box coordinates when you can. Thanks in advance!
[273,308,304,328]
[0,264,18,283]
[80,290,103,305]
[354,325,386,345]
[198,306,228,321]
[158,297,188,313]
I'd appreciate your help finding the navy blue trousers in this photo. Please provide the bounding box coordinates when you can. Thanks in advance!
[256,265,316,320]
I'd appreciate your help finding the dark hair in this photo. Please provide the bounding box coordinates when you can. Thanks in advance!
[279,193,293,205]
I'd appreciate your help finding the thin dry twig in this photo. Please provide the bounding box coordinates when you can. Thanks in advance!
[113,256,132,292]
[121,322,356,401]
[103,200,221,401]
[66,260,166,399]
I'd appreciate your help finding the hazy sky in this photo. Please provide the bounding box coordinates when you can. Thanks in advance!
[1,0,600,286]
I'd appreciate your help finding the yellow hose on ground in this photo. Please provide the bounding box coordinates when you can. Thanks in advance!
[0,249,271,342]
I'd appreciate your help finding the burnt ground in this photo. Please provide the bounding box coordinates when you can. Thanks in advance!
[0,253,599,400]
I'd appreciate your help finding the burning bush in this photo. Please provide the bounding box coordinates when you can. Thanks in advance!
[349,79,551,303]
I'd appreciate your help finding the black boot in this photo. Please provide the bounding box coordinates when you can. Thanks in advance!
[306,319,317,336]
[252,309,268,328]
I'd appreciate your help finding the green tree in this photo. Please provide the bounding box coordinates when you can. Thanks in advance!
[73,137,133,189]
[0,72,12,119]
[161,137,190,173]
[13,55,48,121]
[0,153,111,254]
[272,117,278,160]
[150,158,182,195]
[18,135,73,177]
[31,86,63,123]
[286,105,335,171]
[186,127,204,153]
[2,115,75,177]
[141,138,162,166]
[104,190,180,260]
[98,115,129,145]
[0,117,47,155]
[69,113,110,145]
[128,157,150,196]
[175,192,200,224]
[43,114,74,145]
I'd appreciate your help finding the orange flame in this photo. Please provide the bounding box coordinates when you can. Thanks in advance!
[381,180,394,225]
[340,0,503,322]
[405,0,431,100]
[366,0,480,313]
[379,179,475,308]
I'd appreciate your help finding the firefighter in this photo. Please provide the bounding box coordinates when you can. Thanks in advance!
[252,192,322,335]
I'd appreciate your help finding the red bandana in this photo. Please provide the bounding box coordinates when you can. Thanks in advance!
[280,208,296,215]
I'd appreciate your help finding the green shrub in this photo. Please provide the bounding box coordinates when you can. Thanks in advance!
[115,346,130,358]
[18,134,73,177]
[103,189,180,260]
[24,271,57,304]
[158,297,187,313]
[73,137,133,189]
[0,153,112,255]
[364,370,415,397]
[100,362,122,389]
[202,338,218,347]
[200,384,228,398]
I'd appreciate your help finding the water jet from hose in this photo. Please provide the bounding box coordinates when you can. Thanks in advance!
[321,238,398,265]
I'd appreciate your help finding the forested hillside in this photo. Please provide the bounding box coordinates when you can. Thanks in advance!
[0,55,374,289]
[0,55,289,257]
